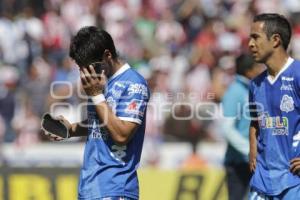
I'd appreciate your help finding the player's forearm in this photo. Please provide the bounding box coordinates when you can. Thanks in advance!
[249,121,258,154]
[249,127,257,158]
[249,120,258,171]
[94,102,136,145]
[69,119,88,137]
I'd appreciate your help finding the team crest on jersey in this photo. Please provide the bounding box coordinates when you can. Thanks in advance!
[280,95,294,113]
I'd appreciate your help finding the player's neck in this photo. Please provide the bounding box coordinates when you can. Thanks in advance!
[111,59,125,75]
[265,51,289,78]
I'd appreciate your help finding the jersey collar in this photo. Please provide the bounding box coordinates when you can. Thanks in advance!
[109,63,130,81]
[267,57,294,85]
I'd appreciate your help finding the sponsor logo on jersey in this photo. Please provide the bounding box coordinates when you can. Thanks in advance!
[88,112,108,140]
[125,99,145,116]
[111,81,127,98]
[281,76,294,81]
[258,112,288,135]
[128,83,148,98]
[280,95,294,113]
[280,84,293,91]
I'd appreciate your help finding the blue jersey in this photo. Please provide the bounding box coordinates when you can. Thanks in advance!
[78,64,150,200]
[249,58,300,195]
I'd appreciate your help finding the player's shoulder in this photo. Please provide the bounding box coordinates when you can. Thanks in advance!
[289,59,300,75]
[122,66,150,98]
[124,67,148,85]
[250,70,267,88]
[291,58,300,66]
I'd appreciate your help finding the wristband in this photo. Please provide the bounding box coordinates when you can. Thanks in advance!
[91,94,106,105]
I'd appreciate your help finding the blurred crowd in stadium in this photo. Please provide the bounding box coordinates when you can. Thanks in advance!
[0,0,300,165]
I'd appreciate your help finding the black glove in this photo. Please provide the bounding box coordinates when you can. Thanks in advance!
[41,113,70,140]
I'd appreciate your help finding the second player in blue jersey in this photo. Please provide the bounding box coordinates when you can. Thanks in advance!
[249,13,300,199]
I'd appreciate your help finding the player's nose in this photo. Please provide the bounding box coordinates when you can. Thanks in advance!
[248,39,254,48]
[248,40,257,52]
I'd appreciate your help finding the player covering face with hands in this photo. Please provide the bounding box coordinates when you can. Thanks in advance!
[42,26,150,200]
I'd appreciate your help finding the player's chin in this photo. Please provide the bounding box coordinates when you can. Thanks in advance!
[253,56,264,63]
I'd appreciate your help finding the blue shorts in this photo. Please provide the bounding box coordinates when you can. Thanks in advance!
[101,197,136,200]
[249,185,300,200]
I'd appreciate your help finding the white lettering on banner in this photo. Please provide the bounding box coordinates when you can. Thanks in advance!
[128,84,148,98]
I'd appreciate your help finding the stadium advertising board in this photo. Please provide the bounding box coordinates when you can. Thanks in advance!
[0,167,227,200]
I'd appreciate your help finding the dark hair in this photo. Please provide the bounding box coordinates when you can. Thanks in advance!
[69,26,117,66]
[253,13,291,50]
[236,53,255,76]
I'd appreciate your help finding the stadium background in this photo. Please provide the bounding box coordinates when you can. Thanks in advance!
[0,0,300,199]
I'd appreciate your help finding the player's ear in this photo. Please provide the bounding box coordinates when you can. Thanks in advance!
[272,33,281,48]
[103,49,112,60]
[102,49,114,68]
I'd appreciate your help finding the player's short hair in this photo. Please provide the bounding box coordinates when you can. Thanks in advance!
[253,13,291,50]
[69,26,117,67]
[236,53,255,76]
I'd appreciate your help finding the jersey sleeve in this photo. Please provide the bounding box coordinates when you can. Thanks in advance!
[116,82,150,124]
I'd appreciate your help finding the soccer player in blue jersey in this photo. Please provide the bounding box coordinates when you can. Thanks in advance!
[248,13,300,199]
[46,26,150,200]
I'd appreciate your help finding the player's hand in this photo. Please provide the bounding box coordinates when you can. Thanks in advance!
[290,158,300,175]
[80,65,107,96]
[249,159,256,172]
[249,150,257,172]
[44,131,65,141]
